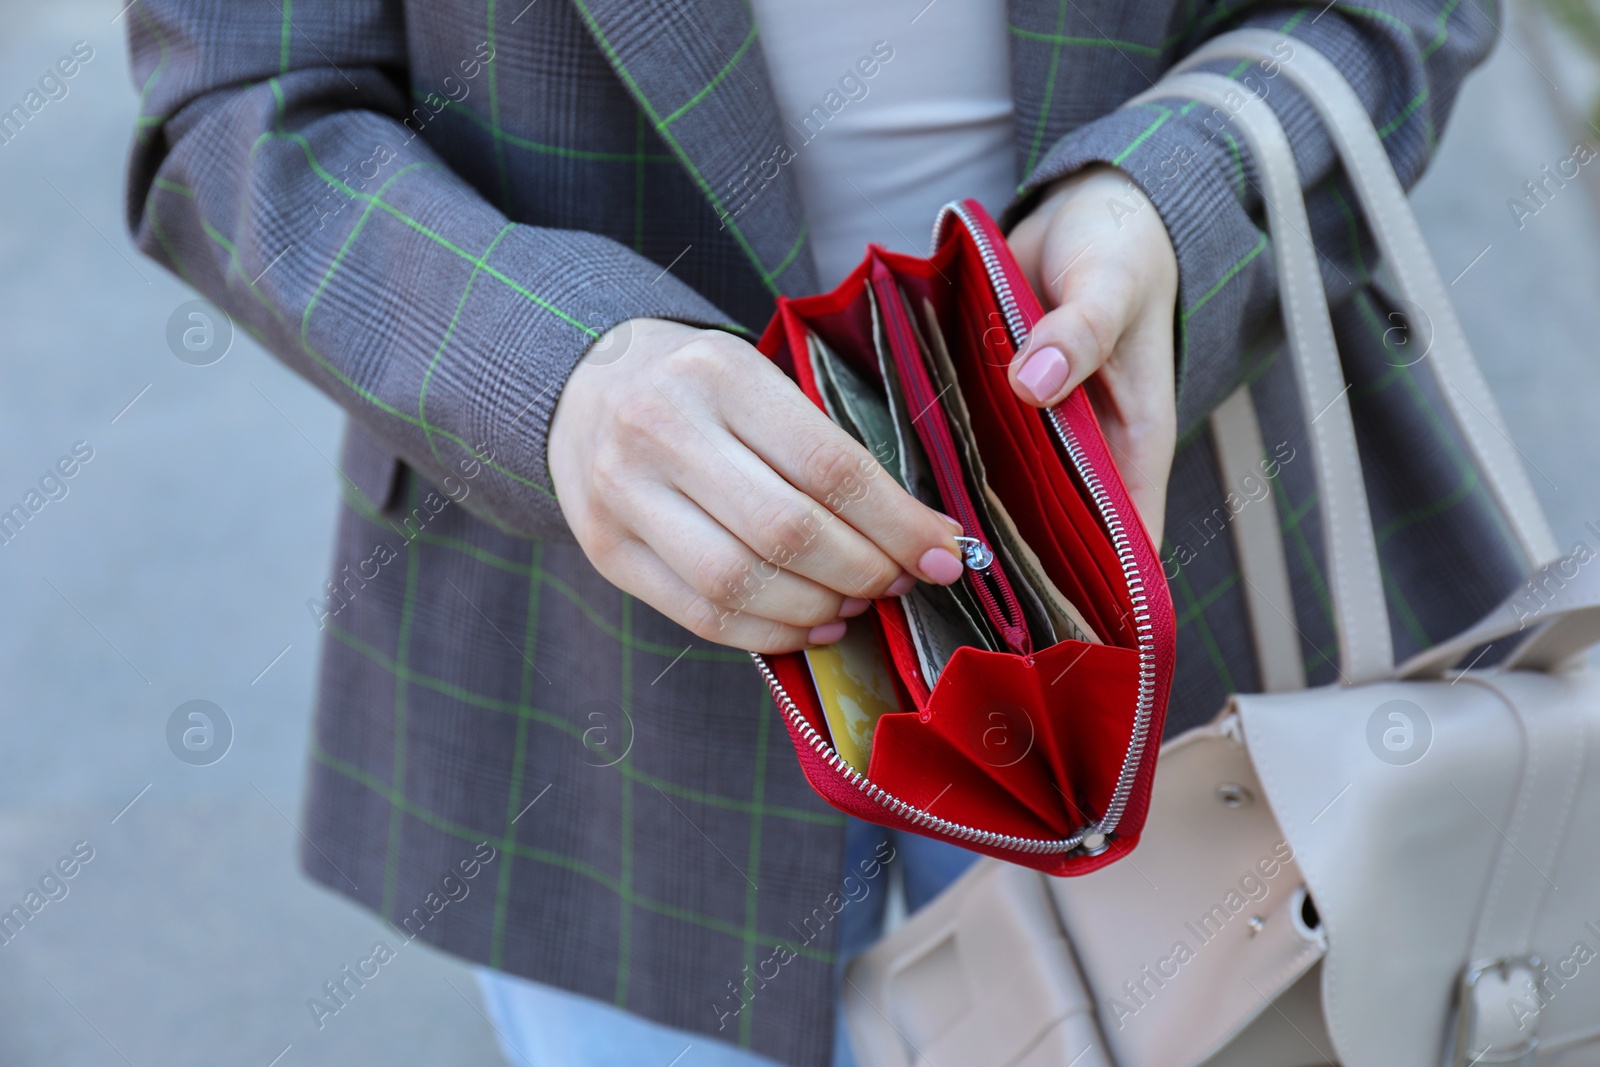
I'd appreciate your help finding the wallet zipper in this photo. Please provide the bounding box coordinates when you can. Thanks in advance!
[748,202,1156,858]
[870,266,1031,658]
[748,652,1092,855]
[934,199,1159,843]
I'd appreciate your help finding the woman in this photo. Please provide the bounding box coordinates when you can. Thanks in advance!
[126,1,1513,1063]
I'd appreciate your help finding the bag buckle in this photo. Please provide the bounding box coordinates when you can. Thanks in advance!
[1449,956,1541,1067]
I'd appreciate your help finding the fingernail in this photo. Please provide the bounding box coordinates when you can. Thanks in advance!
[1016,345,1069,403]
[839,597,871,618]
[808,620,848,645]
[885,573,917,597]
[936,511,964,533]
[918,547,965,586]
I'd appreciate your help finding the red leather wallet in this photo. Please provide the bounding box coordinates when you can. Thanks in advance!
[753,201,1175,875]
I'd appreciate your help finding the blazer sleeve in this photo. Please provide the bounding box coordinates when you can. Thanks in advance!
[124,0,737,540]
[1006,1,1497,437]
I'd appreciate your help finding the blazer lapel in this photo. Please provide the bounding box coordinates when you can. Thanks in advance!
[1008,0,1065,181]
[572,0,818,297]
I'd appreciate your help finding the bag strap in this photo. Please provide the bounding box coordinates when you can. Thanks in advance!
[1444,664,1587,1064]
[1210,386,1308,691]
[1130,33,1560,683]
[1128,67,1396,682]
[1177,30,1560,572]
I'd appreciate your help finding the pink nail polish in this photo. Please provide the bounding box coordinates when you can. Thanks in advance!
[885,573,916,597]
[918,547,965,586]
[807,620,847,645]
[839,597,871,618]
[1017,345,1069,403]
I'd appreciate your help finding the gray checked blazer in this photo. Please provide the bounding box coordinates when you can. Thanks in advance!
[126,1,1515,1063]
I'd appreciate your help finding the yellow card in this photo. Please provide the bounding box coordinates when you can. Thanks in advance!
[804,614,900,775]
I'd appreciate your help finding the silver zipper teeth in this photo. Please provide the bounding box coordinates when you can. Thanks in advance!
[746,201,1156,856]
[1038,414,1157,833]
[936,201,1161,840]
[749,652,1088,854]
[933,201,1160,841]
[931,203,1029,344]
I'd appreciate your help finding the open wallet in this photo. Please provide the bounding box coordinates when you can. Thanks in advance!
[752,200,1176,876]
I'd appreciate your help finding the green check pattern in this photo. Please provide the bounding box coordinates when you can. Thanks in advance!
[126,0,1512,1063]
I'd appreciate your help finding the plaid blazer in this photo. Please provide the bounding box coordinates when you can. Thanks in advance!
[126,1,1516,1063]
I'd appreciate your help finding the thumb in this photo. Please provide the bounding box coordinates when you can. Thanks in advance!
[1008,282,1135,408]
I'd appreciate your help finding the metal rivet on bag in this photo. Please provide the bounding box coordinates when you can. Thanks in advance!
[1247,916,1265,937]
[1080,831,1108,855]
[1217,783,1253,808]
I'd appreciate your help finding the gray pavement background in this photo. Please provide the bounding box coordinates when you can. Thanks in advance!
[0,1,505,1063]
[0,0,1596,1064]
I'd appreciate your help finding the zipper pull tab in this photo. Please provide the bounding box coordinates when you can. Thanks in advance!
[955,536,994,570]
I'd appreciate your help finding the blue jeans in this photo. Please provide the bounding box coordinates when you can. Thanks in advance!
[475,818,977,1066]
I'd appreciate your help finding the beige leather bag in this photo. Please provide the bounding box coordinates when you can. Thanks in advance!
[844,32,1600,1067]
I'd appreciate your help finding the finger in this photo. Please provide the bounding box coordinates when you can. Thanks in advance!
[1129,462,1169,541]
[1005,183,1079,299]
[719,365,965,587]
[594,538,826,654]
[1009,264,1141,408]
[1092,386,1173,539]
[1078,316,1176,539]
[656,415,919,601]
[618,483,866,633]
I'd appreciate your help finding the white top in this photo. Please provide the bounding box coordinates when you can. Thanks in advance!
[747,0,1016,288]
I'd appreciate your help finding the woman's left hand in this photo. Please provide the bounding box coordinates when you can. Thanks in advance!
[1005,164,1179,538]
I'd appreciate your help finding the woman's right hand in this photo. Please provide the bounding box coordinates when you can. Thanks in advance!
[547,318,965,654]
